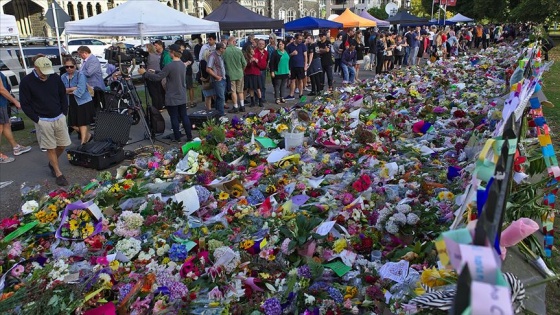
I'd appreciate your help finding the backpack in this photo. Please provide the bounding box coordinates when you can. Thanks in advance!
[148,106,165,134]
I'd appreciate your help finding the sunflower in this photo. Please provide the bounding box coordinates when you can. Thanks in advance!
[265,185,277,194]
[78,211,90,221]
[218,191,230,200]
[231,190,242,198]
[69,219,79,231]
[82,223,95,238]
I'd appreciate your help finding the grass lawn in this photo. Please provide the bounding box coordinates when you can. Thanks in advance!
[542,47,560,315]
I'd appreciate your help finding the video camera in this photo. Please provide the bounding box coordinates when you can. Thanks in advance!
[104,45,147,66]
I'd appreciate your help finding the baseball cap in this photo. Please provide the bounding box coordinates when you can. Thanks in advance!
[34,57,54,75]
[168,44,181,52]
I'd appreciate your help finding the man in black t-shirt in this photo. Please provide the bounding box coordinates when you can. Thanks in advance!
[175,40,196,107]
[317,33,333,92]
[306,35,322,96]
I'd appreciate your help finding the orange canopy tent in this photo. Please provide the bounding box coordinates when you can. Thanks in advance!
[333,9,377,28]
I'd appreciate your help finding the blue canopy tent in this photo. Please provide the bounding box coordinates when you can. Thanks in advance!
[428,19,457,26]
[284,16,343,31]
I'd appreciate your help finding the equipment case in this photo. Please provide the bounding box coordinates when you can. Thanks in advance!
[188,110,221,129]
[67,112,131,170]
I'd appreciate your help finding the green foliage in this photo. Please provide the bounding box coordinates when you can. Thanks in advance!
[510,0,560,22]
[368,7,388,20]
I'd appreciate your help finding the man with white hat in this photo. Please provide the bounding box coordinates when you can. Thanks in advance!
[19,56,71,186]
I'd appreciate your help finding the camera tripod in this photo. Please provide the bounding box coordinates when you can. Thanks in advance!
[103,65,155,148]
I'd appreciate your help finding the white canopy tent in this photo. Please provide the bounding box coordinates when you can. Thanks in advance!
[64,0,220,36]
[448,13,474,23]
[0,14,27,72]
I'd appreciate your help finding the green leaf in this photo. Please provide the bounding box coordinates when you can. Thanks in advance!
[47,295,59,306]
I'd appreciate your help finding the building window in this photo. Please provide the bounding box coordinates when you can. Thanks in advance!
[301,9,307,18]
[287,9,295,22]
[309,10,316,17]
[67,3,75,20]
[96,3,102,14]
[77,3,85,20]
[86,3,94,17]
[278,9,286,22]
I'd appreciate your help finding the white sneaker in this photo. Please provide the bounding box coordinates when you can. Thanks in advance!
[13,145,32,156]
[295,88,300,94]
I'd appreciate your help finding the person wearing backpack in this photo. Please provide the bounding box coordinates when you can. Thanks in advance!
[0,72,32,163]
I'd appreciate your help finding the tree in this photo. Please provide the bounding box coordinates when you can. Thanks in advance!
[509,0,559,22]
[411,0,429,18]
[368,7,388,20]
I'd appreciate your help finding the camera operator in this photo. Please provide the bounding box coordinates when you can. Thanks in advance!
[144,43,166,111]
[139,44,193,143]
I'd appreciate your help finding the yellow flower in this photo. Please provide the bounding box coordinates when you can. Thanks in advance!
[265,185,276,194]
[438,191,455,201]
[218,191,230,200]
[79,211,90,221]
[344,286,358,299]
[420,267,453,288]
[48,204,57,212]
[231,190,242,198]
[201,227,209,235]
[240,240,255,250]
[249,160,257,167]
[333,238,347,253]
[276,124,289,134]
[109,260,120,271]
[82,223,94,237]
[162,257,170,264]
[267,254,276,261]
[69,219,79,231]
[35,210,46,220]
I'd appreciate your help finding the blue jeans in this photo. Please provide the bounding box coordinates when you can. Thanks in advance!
[341,63,355,83]
[213,79,226,116]
[167,104,192,141]
[403,47,410,66]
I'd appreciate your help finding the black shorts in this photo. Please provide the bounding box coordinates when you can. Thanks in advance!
[290,67,305,80]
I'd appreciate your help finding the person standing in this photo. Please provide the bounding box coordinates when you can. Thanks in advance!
[139,44,193,143]
[175,40,196,108]
[61,57,95,145]
[77,46,104,90]
[255,39,269,104]
[20,57,71,186]
[285,33,307,101]
[306,35,322,96]
[375,33,386,74]
[206,43,227,116]
[368,31,378,70]
[242,45,264,107]
[317,32,333,92]
[0,72,32,163]
[354,31,365,82]
[269,40,290,104]
[144,43,166,110]
[198,34,217,63]
[223,36,247,113]
[341,42,357,84]
[333,33,343,77]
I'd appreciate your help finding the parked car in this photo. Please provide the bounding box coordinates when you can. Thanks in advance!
[66,38,110,58]
[149,35,183,47]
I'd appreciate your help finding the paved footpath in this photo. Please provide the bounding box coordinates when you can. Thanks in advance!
[0,68,548,314]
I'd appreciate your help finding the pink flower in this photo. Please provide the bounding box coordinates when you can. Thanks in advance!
[153,300,166,313]
[96,256,109,266]
[11,264,24,277]
[8,241,23,258]
[208,286,223,300]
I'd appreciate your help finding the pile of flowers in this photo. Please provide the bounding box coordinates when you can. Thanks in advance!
[0,38,553,314]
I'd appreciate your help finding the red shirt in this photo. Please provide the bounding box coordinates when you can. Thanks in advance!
[255,49,268,70]
[244,58,261,75]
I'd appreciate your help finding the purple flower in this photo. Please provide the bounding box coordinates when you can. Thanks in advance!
[327,287,343,304]
[262,297,282,315]
[169,243,188,261]
[119,283,133,302]
[297,265,312,279]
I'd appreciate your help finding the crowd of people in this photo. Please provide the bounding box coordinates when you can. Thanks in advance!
[0,22,530,186]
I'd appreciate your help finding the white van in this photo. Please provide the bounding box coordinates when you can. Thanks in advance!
[0,46,65,97]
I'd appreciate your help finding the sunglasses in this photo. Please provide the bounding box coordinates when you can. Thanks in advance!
[65,65,75,69]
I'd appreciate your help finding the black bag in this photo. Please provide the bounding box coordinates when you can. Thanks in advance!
[188,110,221,129]
[543,36,555,52]
[9,107,25,131]
[67,112,131,170]
[148,106,165,134]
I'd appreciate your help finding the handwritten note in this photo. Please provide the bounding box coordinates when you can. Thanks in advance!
[174,187,200,215]
[470,281,514,315]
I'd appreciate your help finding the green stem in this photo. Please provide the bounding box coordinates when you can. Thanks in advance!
[525,275,560,289]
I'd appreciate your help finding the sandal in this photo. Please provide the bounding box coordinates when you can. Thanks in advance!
[275,99,281,105]
[280,98,286,104]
